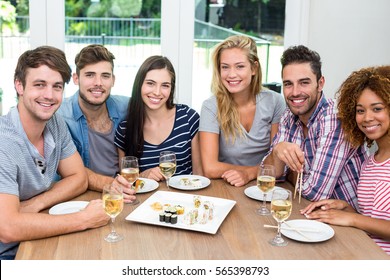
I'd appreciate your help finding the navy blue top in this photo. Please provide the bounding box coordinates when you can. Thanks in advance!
[114,104,199,175]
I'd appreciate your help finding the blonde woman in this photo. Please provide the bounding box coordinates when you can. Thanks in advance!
[199,35,285,187]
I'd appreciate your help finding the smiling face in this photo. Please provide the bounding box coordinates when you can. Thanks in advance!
[73,61,115,107]
[356,88,390,145]
[282,62,324,125]
[141,68,172,111]
[16,65,64,122]
[219,48,256,96]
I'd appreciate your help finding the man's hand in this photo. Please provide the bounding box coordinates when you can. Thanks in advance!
[273,142,305,172]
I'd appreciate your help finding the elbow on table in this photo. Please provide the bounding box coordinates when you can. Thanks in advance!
[0,225,21,243]
[202,165,223,179]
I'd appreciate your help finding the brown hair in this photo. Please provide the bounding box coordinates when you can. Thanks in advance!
[14,45,71,90]
[74,44,115,75]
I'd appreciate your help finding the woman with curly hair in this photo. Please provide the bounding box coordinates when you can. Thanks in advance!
[302,65,390,255]
[199,35,285,187]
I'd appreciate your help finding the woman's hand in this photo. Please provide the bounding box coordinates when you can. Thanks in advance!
[114,175,137,204]
[221,169,250,187]
[140,167,165,182]
[300,199,350,215]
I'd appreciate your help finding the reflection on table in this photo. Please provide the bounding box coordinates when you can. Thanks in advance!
[15,179,390,260]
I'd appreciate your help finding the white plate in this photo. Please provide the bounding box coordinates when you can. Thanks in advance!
[136,178,159,194]
[169,175,211,190]
[49,201,88,215]
[126,191,236,234]
[281,219,335,243]
[244,185,284,202]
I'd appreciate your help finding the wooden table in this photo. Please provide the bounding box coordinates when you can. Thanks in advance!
[15,179,390,260]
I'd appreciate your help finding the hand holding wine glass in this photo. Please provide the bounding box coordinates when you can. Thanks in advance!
[102,182,124,242]
[120,156,140,205]
[256,164,276,215]
[159,151,176,189]
[269,188,292,246]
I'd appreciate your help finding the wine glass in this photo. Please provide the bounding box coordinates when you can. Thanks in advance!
[159,151,176,189]
[120,156,140,205]
[102,182,124,242]
[269,188,292,247]
[256,164,276,215]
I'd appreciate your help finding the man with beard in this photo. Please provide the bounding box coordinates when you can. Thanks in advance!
[58,45,136,203]
[262,45,367,210]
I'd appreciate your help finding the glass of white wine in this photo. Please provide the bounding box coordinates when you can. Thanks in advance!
[269,188,292,246]
[256,164,276,215]
[120,156,140,205]
[159,151,176,189]
[102,182,124,243]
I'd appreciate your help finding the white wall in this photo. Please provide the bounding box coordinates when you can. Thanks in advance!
[284,0,390,98]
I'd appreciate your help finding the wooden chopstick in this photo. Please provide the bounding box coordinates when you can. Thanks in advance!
[299,172,303,203]
[294,172,303,203]
[264,224,320,233]
[282,222,312,241]
[294,172,300,199]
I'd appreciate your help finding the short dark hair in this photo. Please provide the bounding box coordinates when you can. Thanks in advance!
[14,45,71,88]
[281,45,322,81]
[74,44,115,75]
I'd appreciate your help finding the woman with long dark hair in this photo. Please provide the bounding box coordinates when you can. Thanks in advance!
[115,56,203,181]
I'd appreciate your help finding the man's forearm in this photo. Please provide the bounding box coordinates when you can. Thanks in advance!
[86,168,114,192]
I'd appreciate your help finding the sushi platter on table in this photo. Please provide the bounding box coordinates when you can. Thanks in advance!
[126,191,236,234]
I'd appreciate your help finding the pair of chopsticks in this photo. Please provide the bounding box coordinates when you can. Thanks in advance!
[263,224,319,233]
[264,224,313,241]
[294,172,303,203]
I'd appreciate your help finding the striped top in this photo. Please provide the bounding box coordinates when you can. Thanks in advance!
[357,155,390,255]
[114,104,199,175]
[0,107,76,258]
[264,95,367,209]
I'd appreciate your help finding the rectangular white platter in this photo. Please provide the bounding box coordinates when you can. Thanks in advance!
[125,191,236,234]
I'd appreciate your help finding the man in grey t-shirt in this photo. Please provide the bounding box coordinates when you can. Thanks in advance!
[0,46,109,260]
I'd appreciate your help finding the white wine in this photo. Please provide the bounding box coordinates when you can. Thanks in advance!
[271,199,292,222]
[121,167,139,183]
[103,194,124,218]
[257,175,275,193]
[159,162,176,178]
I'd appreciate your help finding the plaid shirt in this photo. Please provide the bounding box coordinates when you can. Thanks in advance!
[265,95,367,209]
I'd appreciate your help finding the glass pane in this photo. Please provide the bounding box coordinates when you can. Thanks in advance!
[192,0,285,112]
[64,0,162,98]
[0,0,30,115]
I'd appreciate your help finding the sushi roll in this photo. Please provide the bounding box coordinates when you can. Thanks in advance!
[190,178,202,188]
[175,205,185,215]
[193,195,202,208]
[170,214,178,224]
[179,178,190,186]
[164,213,172,223]
[159,212,165,222]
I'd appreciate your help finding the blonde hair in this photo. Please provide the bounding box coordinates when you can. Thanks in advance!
[211,35,262,143]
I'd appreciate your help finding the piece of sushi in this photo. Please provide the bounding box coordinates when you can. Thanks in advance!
[175,205,185,215]
[190,178,202,187]
[179,178,191,186]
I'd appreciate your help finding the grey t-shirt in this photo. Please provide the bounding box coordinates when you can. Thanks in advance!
[88,123,119,177]
[199,89,285,166]
[0,107,76,258]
